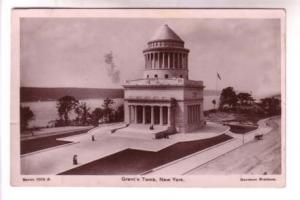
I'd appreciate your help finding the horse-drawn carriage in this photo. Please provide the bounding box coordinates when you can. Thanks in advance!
[255,134,263,140]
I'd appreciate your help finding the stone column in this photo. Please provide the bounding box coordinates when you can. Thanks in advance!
[195,106,197,123]
[187,106,190,124]
[171,53,175,69]
[128,105,131,123]
[177,53,180,69]
[195,105,197,122]
[160,106,163,125]
[173,53,176,69]
[191,106,193,123]
[191,106,193,124]
[146,54,149,69]
[157,53,159,69]
[182,54,184,69]
[152,53,155,69]
[154,53,157,69]
[178,53,180,69]
[196,105,199,122]
[179,53,182,69]
[190,106,192,124]
[192,105,196,124]
[176,53,179,69]
[197,105,200,122]
[174,53,177,69]
[189,106,192,124]
[149,54,151,69]
[188,106,190,124]
[175,53,177,69]
[168,53,171,69]
[182,54,186,69]
[151,106,154,125]
[183,54,185,69]
[186,54,188,69]
[167,106,171,126]
[150,53,152,69]
[142,106,146,124]
[162,53,165,69]
[169,53,172,69]
[134,106,138,124]
[158,52,161,69]
[160,52,163,69]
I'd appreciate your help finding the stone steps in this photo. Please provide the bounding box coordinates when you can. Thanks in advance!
[111,131,156,140]
[112,125,168,140]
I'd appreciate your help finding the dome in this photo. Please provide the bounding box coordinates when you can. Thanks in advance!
[150,24,183,42]
[142,24,189,80]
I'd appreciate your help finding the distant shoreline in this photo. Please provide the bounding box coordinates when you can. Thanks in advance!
[20,87,125,102]
[20,87,220,102]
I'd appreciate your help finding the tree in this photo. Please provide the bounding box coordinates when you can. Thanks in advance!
[114,104,124,122]
[75,102,91,126]
[56,96,79,126]
[260,97,281,116]
[212,99,217,110]
[90,108,104,126]
[102,97,115,123]
[237,92,254,106]
[219,87,237,109]
[20,106,34,130]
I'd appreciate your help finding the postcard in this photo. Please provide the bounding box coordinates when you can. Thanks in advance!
[11,8,285,187]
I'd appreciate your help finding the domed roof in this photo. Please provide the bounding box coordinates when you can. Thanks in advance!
[150,24,183,42]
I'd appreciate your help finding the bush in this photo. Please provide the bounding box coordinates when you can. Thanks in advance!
[20,106,34,130]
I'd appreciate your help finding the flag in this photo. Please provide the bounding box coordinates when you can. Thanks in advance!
[217,72,222,80]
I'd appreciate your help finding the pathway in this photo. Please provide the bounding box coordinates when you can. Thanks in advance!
[186,117,281,175]
[146,118,274,175]
[21,126,93,141]
[21,122,228,175]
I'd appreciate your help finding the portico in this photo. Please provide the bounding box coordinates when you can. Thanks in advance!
[128,104,171,126]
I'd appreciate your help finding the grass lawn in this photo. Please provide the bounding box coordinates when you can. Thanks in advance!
[206,111,265,124]
[228,125,258,134]
[59,134,232,175]
[21,129,91,155]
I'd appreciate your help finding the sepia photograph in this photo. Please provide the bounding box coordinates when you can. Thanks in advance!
[11,8,285,187]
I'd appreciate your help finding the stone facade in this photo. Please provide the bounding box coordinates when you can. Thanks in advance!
[123,24,205,133]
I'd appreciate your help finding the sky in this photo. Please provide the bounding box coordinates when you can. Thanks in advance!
[20,17,282,98]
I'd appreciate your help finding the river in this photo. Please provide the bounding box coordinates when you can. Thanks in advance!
[21,96,219,128]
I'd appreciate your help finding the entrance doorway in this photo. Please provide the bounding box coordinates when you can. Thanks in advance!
[163,107,168,125]
[136,106,143,124]
[154,106,160,124]
[145,106,151,124]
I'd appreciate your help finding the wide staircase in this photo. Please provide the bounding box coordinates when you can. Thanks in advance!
[112,124,169,140]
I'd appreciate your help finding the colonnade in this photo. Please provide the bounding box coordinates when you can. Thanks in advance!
[128,104,171,126]
[187,104,201,124]
[144,52,188,69]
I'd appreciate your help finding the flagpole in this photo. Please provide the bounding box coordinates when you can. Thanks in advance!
[215,68,218,111]
[216,71,218,96]
[216,71,222,110]
[216,69,218,106]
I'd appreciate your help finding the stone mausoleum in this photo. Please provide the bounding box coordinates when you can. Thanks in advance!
[123,24,205,133]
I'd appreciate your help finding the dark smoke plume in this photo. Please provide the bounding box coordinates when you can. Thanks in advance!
[104,51,120,83]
